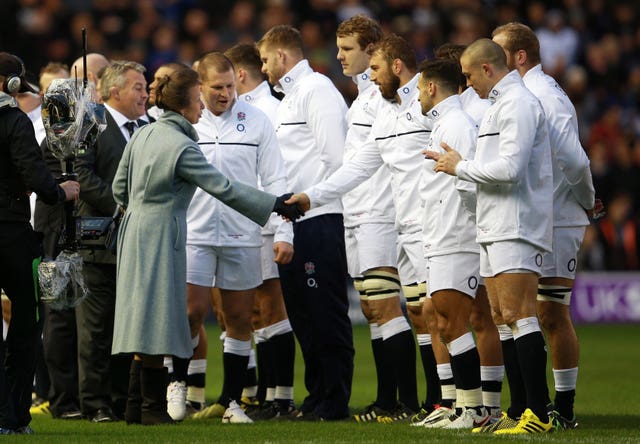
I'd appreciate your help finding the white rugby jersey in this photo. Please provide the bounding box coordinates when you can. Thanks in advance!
[523,64,595,227]
[186,100,290,247]
[274,60,348,221]
[239,81,285,236]
[455,70,553,251]
[239,80,280,128]
[421,95,479,257]
[306,74,431,235]
[459,87,490,128]
[342,69,395,228]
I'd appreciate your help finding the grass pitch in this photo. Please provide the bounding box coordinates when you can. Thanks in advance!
[23,323,640,443]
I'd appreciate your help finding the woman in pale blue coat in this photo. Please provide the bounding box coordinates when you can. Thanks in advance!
[110,66,298,424]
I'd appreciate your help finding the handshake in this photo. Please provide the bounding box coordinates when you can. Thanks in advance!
[272,192,310,222]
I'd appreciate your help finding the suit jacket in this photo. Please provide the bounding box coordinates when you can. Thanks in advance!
[75,111,127,264]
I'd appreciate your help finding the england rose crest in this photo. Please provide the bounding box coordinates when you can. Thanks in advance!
[304,262,315,275]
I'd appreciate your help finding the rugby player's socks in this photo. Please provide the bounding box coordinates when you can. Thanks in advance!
[480,365,504,415]
[254,329,273,404]
[447,332,482,409]
[369,323,395,410]
[437,363,456,409]
[553,367,578,419]
[267,320,295,410]
[513,317,551,422]
[498,324,526,419]
[381,317,419,411]
[218,337,251,407]
[242,349,258,399]
[187,359,206,408]
[265,387,275,404]
[171,357,189,383]
[417,333,442,408]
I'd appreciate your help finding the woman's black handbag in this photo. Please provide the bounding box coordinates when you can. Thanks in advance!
[104,206,124,254]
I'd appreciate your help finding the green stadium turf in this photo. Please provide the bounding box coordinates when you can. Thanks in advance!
[26,323,640,442]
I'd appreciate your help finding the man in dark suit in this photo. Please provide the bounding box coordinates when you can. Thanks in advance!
[75,60,148,423]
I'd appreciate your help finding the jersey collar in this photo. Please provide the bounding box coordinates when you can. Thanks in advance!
[275,59,312,95]
[396,74,419,112]
[427,94,462,122]
[239,80,271,104]
[354,68,373,93]
[522,64,544,83]
[487,70,522,104]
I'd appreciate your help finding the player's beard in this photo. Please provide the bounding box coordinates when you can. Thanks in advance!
[379,74,401,101]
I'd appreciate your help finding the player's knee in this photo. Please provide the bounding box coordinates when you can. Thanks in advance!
[500,308,521,327]
[470,306,494,333]
[360,303,375,322]
[537,304,570,333]
[489,304,505,325]
[259,303,274,325]
[436,317,453,344]
[187,302,208,328]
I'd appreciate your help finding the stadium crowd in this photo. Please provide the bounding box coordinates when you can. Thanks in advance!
[0,0,638,436]
[2,0,639,271]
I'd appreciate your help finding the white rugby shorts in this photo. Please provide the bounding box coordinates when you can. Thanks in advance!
[540,226,586,279]
[345,223,398,277]
[428,252,482,298]
[397,230,428,285]
[186,244,262,290]
[480,240,544,278]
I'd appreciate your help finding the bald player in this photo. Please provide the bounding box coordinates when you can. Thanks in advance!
[425,38,554,435]
[492,22,599,431]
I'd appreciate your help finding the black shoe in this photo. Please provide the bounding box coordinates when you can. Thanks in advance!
[273,407,305,421]
[90,408,118,423]
[376,402,415,424]
[248,402,278,421]
[14,426,35,434]
[57,410,83,420]
[353,402,392,423]
[294,411,324,422]
[249,400,296,421]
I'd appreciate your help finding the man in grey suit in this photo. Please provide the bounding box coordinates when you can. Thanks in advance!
[75,61,148,423]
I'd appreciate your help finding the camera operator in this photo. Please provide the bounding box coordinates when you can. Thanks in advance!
[0,52,79,434]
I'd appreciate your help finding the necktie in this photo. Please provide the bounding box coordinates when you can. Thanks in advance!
[124,121,137,138]
[137,119,148,128]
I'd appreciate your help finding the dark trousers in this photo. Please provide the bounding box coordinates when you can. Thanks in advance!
[278,214,354,419]
[76,263,130,418]
[32,326,50,402]
[43,305,79,416]
[0,223,42,429]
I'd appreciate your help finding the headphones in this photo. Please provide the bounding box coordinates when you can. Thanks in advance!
[3,55,25,94]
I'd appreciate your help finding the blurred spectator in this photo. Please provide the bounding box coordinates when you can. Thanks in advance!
[218,0,260,47]
[536,9,579,79]
[336,0,373,22]
[587,104,625,164]
[146,24,179,74]
[580,191,640,270]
